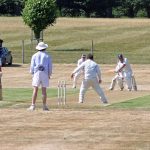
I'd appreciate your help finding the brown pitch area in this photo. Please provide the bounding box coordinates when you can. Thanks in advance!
[0,64,150,150]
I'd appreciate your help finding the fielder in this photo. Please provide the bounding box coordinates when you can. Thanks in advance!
[115,54,137,91]
[28,42,52,111]
[71,53,108,105]
[72,54,86,88]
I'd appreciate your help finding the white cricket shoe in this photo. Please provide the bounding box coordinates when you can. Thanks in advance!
[27,105,35,111]
[103,103,110,106]
[120,87,124,91]
[43,105,49,111]
[109,87,113,90]
[72,85,76,89]
[102,100,109,106]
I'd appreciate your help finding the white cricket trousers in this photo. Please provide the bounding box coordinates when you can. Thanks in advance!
[124,71,132,90]
[79,78,107,103]
[73,71,83,87]
[109,74,124,90]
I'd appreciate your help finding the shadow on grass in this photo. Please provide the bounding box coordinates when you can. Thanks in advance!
[3,64,22,67]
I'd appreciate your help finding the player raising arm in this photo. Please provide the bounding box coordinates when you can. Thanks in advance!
[71,53,108,105]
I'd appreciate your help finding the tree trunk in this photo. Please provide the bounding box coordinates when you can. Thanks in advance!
[128,6,134,18]
[34,30,41,44]
[106,7,113,18]
[146,7,150,18]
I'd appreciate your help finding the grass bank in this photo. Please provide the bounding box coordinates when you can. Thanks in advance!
[1,17,150,64]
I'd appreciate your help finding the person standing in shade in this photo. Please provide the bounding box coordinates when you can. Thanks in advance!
[71,53,108,105]
[28,42,52,111]
[72,54,86,88]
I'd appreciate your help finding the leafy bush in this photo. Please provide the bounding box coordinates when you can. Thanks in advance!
[22,0,58,42]
[113,7,126,18]
[136,9,147,17]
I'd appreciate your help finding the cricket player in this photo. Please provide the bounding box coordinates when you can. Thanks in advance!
[115,54,136,91]
[71,53,108,104]
[109,63,124,91]
[28,42,52,111]
[72,54,86,88]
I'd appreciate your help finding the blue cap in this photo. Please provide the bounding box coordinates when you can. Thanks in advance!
[118,54,123,59]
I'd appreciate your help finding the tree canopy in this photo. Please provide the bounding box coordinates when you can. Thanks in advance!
[1,0,150,18]
[22,0,57,42]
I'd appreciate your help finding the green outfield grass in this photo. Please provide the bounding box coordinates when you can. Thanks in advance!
[108,95,150,109]
[0,88,54,108]
[0,88,150,109]
[0,88,76,108]
[0,17,150,64]
[2,88,56,101]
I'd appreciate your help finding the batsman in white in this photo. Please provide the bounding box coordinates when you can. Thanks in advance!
[109,62,124,91]
[71,53,108,104]
[72,54,86,88]
[114,54,137,91]
[28,42,52,111]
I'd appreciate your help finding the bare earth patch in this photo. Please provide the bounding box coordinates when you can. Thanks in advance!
[0,64,150,150]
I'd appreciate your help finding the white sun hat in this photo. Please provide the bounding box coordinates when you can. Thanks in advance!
[36,42,48,50]
[81,54,86,58]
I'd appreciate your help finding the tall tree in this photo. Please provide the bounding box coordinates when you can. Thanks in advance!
[22,0,58,42]
[56,0,84,17]
[56,0,117,17]
[0,0,24,15]
[116,0,142,17]
[140,0,150,17]
[90,0,117,17]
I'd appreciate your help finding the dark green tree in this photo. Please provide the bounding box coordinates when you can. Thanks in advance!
[56,0,84,17]
[22,0,58,42]
[88,0,117,17]
[56,0,117,17]
[140,0,150,17]
[115,0,142,17]
[0,0,24,15]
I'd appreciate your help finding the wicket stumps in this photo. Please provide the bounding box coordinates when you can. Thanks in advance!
[57,80,66,105]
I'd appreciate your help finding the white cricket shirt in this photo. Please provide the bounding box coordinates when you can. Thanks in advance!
[73,59,101,80]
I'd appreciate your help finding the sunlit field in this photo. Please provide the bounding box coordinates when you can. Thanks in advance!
[0,63,150,150]
[0,16,150,150]
[0,17,150,63]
